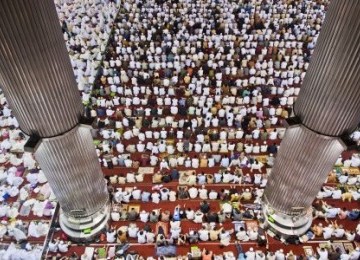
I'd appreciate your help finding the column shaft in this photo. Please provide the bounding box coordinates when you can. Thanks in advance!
[0,0,83,137]
[263,125,345,214]
[34,126,108,217]
[263,1,360,236]
[293,1,360,136]
[0,0,109,238]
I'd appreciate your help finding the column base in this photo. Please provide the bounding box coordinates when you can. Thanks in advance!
[262,203,313,237]
[59,203,110,242]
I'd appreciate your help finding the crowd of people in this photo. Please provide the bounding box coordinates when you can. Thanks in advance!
[0,91,55,258]
[0,0,359,259]
[72,0,360,258]
[55,0,121,91]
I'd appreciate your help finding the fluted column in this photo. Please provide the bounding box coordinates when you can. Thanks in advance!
[264,126,345,213]
[293,2,360,136]
[263,0,360,236]
[0,0,109,240]
[0,0,83,137]
[34,126,108,216]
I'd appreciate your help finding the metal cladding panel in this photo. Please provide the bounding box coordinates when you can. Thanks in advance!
[263,125,345,214]
[294,1,360,136]
[34,126,108,217]
[0,0,83,137]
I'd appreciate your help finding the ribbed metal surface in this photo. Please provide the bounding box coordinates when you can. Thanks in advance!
[263,125,345,214]
[0,0,83,137]
[294,1,360,136]
[0,0,108,219]
[35,126,108,217]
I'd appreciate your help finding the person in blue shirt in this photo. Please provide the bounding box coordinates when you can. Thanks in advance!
[235,241,246,260]
[347,209,360,220]
[173,205,181,221]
